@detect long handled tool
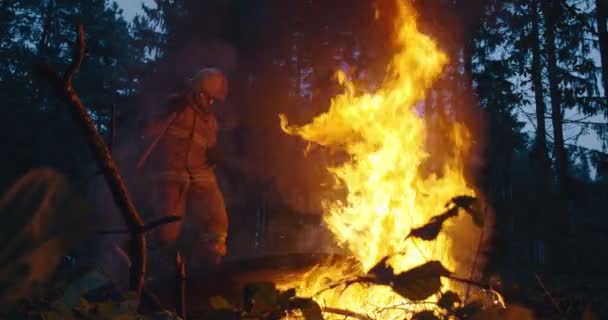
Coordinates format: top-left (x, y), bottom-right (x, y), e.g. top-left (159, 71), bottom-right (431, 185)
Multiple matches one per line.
top-left (136, 111), bottom-right (179, 169)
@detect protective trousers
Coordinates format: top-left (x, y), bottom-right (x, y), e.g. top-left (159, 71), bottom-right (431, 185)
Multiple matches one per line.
top-left (145, 169), bottom-right (227, 310)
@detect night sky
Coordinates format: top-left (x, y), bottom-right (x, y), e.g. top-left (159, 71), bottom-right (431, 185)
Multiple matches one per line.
top-left (116, 0), bottom-right (156, 21)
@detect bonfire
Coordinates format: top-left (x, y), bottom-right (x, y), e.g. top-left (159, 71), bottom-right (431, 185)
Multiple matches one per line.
top-left (277, 2), bottom-right (492, 319)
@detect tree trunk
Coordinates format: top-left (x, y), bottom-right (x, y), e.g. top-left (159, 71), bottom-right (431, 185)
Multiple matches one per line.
top-left (0, 1), bottom-right (9, 41)
top-left (531, 0), bottom-right (551, 187)
top-left (597, 0), bottom-right (608, 94)
top-left (542, 0), bottom-right (570, 270)
top-left (37, 0), bottom-right (55, 57)
top-left (542, 0), bottom-right (568, 197)
top-left (463, 30), bottom-right (475, 87)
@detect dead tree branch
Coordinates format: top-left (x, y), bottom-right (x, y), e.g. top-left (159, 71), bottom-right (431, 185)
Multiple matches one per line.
top-left (33, 24), bottom-right (147, 300)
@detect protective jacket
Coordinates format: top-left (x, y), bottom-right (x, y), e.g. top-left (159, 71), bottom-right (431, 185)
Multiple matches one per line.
top-left (142, 94), bottom-right (228, 260)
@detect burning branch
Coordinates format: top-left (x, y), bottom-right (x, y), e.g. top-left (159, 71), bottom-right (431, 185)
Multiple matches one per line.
top-left (33, 24), bottom-right (147, 300)
top-left (322, 307), bottom-right (373, 320)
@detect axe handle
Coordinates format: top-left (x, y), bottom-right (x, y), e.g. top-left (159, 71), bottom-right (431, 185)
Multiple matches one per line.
top-left (136, 111), bottom-right (178, 169)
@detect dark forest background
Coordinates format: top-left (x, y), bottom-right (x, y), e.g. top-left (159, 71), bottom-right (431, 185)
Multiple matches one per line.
top-left (1, 0), bottom-right (608, 317)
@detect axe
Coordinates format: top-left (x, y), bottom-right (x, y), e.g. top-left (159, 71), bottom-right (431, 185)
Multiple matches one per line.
top-left (135, 111), bottom-right (178, 170)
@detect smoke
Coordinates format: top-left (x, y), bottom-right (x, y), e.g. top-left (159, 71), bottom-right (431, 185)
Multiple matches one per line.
top-left (220, 0), bottom-right (494, 262)
top-left (91, 0), bottom-right (494, 264)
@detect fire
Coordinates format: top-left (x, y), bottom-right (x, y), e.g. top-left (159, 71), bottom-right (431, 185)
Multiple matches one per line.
top-left (279, 1), bottom-right (476, 318)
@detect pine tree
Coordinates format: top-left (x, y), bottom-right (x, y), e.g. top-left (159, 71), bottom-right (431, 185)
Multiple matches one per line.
top-left (542, 0), bottom-right (569, 201)
top-left (530, 0), bottom-right (552, 187)
top-left (596, 0), bottom-right (608, 94)
top-left (0, 0), bottom-right (145, 189)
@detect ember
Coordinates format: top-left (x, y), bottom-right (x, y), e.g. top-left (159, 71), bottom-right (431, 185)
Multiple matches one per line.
top-left (279, 2), bottom-right (478, 318)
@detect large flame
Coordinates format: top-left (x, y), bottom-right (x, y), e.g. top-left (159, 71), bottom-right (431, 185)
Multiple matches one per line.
top-left (279, 2), bottom-right (476, 318)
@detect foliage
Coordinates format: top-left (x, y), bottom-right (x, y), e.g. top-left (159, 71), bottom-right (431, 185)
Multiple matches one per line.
top-left (202, 282), bottom-right (323, 320)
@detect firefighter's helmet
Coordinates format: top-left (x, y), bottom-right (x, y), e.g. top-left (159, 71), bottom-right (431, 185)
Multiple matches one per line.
top-left (189, 68), bottom-right (228, 102)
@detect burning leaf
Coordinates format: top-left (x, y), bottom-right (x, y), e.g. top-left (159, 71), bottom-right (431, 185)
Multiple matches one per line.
top-left (406, 207), bottom-right (459, 241)
top-left (412, 310), bottom-right (440, 320)
top-left (391, 261), bottom-right (451, 301)
top-left (289, 298), bottom-right (323, 320)
top-left (450, 196), bottom-right (484, 227)
top-left (406, 196), bottom-right (483, 242)
top-left (277, 288), bottom-right (297, 306)
top-left (438, 290), bottom-right (461, 311)
top-left (367, 256), bottom-right (394, 282)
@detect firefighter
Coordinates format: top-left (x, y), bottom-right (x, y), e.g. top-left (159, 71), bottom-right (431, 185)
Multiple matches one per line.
top-left (139, 68), bottom-right (229, 273)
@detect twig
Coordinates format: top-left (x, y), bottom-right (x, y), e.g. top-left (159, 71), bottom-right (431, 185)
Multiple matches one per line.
top-left (33, 24), bottom-right (147, 300)
top-left (99, 215), bottom-right (183, 234)
top-left (176, 252), bottom-right (187, 320)
top-left (464, 204), bottom-right (489, 304)
top-left (534, 274), bottom-right (563, 314)
top-left (313, 277), bottom-right (372, 297)
top-left (322, 307), bottom-right (373, 320)
top-left (109, 103), bottom-right (116, 152)
top-left (114, 245), bottom-right (132, 267)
